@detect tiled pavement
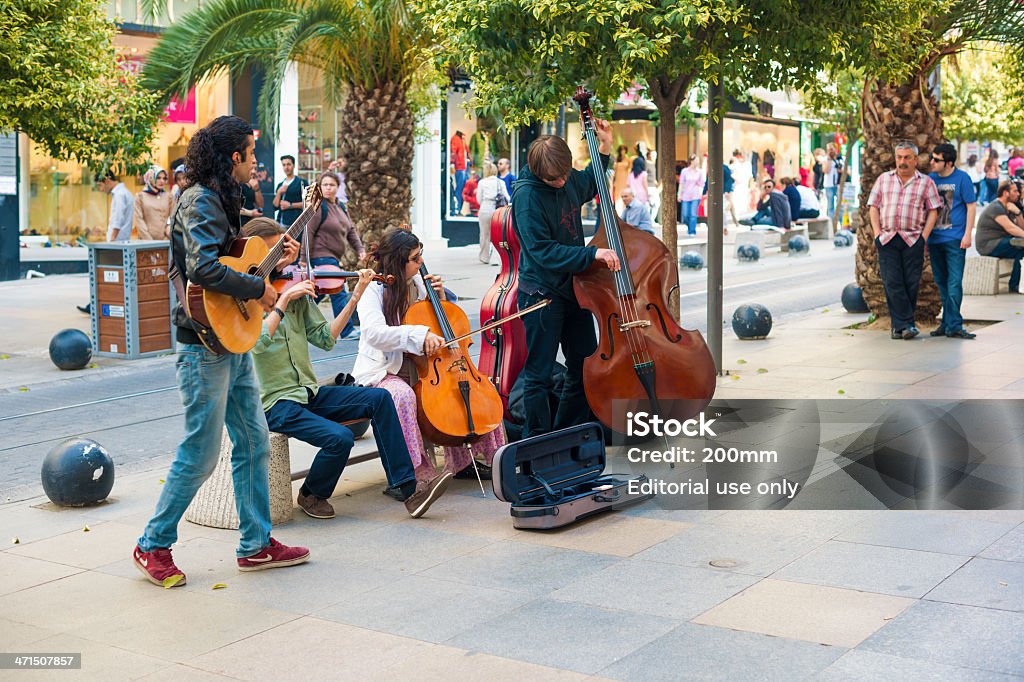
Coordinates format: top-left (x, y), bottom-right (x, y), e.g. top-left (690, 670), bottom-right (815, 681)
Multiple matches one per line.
top-left (2, 247), bottom-right (1024, 679)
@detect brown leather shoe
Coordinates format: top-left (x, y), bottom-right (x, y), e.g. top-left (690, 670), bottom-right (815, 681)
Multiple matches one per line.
top-left (297, 491), bottom-right (335, 519)
top-left (404, 471), bottom-right (453, 518)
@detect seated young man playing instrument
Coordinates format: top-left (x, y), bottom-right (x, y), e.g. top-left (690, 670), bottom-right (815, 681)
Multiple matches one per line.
top-left (245, 218), bottom-right (451, 519)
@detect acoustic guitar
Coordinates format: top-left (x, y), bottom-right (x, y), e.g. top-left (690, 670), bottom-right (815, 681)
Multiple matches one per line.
top-left (184, 183), bottom-right (323, 355)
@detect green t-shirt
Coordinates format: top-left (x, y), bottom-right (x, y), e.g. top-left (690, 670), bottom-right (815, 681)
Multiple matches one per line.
top-left (251, 296), bottom-right (335, 412)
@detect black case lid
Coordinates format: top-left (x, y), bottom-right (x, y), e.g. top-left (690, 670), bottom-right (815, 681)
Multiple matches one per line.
top-left (496, 422), bottom-right (606, 504)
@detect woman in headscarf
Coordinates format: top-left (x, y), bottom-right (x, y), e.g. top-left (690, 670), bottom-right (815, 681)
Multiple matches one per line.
top-left (133, 165), bottom-right (173, 240)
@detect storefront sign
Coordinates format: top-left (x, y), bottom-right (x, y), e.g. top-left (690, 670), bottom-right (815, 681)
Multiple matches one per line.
top-left (120, 56), bottom-right (196, 124)
top-left (0, 134), bottom-right (16, 196)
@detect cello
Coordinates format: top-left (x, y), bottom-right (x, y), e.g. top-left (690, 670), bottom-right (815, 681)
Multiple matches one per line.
top-left (478, 206), bottom-right (526, 418)
top-left (402, 262), bottom-right (505, 448)
top-left (572, 87), bottom-right (716, 433)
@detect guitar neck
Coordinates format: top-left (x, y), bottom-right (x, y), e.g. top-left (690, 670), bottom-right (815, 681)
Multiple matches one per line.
top-left (254, 203), bottom-right (319, 278)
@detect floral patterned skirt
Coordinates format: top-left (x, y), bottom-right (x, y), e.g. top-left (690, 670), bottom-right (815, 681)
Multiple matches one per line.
top-left (375, 374), bottom-right (507, 482)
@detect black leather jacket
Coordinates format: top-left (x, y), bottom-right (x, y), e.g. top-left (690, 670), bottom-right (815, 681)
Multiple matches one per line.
top-left (171, 184), bottom-right (265, 345)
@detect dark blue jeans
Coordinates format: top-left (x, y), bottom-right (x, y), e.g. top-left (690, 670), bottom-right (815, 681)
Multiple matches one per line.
top-left (517, 291), bottom-right (597, 438)
top-left (309, 256), bottom-right (355, 338)
top-left (928, 240), bottom-right (966, 333)
top-left (876, 236), bottom-right (925, 332)
top-left (987, 237), bottom-right (1024, 292)
top-left (453, 169), bottom-right (468, 214)
top-left (264, 385), bottom-right (415, 500)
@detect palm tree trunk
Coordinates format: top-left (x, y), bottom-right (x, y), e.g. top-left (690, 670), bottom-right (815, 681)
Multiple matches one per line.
top-left (339, 81), bottom-right (414, 266)
top-left (857, 73), bottom-right (943, 322)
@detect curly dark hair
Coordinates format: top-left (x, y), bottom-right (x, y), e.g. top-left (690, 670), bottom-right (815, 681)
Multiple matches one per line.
top-left (372, 228), bottom-right (422, 326)
top-left (184, 115), bottom-right (253, 219)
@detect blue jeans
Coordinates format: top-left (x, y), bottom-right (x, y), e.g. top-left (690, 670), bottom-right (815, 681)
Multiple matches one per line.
top-left (825, 187), bottom-right (838, 220)
top-left (928, 240), bottom-right (966, 333)
top-left (681, 199), bottom-right (700, 235)
top-left (987, 237), bottom-right (1024, 292)
top-left (310, 256), bottom-right (355, 338)
top-left (139, 345), bottom-right (271, 558)
top-left (453, 169), bottom-right (468, 214)
top-left (265, 385), bottom-right (415, 500)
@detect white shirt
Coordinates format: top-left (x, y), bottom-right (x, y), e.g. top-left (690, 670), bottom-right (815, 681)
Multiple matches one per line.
top-left (352, 274), bottom-right (431, 387)
top-left (796, 185), bottom-right (821, 212)
top-left (475, 175), bottom-right (510, 214)
top-left (107, 183), bottom-right (134, 241)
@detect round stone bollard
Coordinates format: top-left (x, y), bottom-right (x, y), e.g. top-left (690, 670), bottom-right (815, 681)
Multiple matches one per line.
top-left (732, 304), bottom-right (773, 340)
top-left (841, 283), bottom-right (870, 313)
top-left (49, 329), bottom-right (92, 370)
top-left (836, 229), bottom-right (855, 246)
top-left (41, 438), bottom-right (114, 506)
top-left (680, 251), bottom-right (705, 270)
top-left (737, 244), bottom-right (760, 262)
top-left (788, 234), bottom-right (810, 255)
top-left (834, 233), bottom-right (851, 248)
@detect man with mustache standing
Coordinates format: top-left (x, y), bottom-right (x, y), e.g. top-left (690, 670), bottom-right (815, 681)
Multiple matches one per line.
top-left (867, 141), bottom-right (942, 340)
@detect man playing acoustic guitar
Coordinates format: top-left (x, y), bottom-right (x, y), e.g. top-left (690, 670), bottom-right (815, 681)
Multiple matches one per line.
top-left (133, 116), bottom-right (310, 588)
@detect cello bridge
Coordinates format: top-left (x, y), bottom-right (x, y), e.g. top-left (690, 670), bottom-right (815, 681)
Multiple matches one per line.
top-left (619, 320), bottom-right (652, 332)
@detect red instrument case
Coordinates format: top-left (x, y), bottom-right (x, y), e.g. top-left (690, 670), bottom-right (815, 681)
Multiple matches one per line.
top-left (491, 422), bottom-right (652, 529)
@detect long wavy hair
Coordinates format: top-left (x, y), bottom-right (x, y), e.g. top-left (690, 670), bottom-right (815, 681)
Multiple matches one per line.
top-left (184, 115), bottom-right (253, 219)
top-left (372, 227), bottom-right (422, 326)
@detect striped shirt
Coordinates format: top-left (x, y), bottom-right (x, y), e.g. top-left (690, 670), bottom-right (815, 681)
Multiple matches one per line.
top-left (867, 170), bottom-right (942, 246)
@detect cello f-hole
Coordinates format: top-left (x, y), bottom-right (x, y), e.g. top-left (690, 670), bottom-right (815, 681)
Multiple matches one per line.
top-left (646, 303), bottom-right (684, 343)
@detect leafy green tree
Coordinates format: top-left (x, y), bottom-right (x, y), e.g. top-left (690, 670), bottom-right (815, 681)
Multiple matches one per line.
top-left (0, 0), bottom-right (162, 173)
top-left (855, 0), bottom-right (1024, 320)
top-left (421, 0), bottom-right (928, 297)
top-left (941, 44), bottom-right (1024, 145)
top-left (141, 0), bottom-right (441, 252)
top-left (803, 68), bottom-right (865, 232)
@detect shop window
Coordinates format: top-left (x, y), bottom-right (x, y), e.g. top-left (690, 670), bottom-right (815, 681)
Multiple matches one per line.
top-left (446, 88), bottom-right (513, 221)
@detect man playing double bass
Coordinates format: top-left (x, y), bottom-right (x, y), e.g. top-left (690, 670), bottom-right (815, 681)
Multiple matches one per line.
top-left (512, 119), bottom-right (621, 438)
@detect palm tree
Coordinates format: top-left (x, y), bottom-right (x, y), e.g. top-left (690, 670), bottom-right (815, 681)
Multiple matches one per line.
top-left (856, 0), bottom-right (1024, 320)
top-left (140, 0), bottom-right (434, 254)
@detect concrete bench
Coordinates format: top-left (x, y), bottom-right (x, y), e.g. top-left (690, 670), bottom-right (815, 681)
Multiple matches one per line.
top-left (796, 217), bottom-right (833, 240)
top-left (677, 237), bottom-right (709, 259)
top-left (963, 256), bottom-right (1015, 295)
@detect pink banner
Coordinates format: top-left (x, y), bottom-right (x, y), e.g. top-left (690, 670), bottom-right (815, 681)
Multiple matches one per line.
top-left (163, 89), bottom-right (196, 124)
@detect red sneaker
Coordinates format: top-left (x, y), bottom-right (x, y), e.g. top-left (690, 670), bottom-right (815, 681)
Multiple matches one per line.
top-left (133, 545), bottom-right (186, 587)
top-left (237, 537), bottom-right (310, 572)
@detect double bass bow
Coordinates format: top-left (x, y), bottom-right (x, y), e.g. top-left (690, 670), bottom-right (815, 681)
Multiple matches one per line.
top-left (571, 87), bottom-right (716, 432)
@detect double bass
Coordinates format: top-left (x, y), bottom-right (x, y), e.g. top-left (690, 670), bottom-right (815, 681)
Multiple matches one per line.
top-left (402, 262), bottom-right (505, 447)
top-left (572, 87), bottom-right (716, 432)
top-left (478, 206), bottom-right (526, 418)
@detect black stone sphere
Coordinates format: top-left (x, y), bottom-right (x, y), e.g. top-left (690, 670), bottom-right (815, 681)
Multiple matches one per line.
top-left (737, 244), bottom-right (760, 262)
top-left (788, 234), bottom-right (810, 254)
top-left (834, 233), bottom-right (851, 248)
top-left (842, 283), bottom-right (870, 313)
top-left (680, 251), bottom-right (705, 270)
top-left (49, 328), bottom-right (92, 371)
top-left (732, 304), bottom-right (773, 339)
top-left (41, 438), bottom-right (115, 506)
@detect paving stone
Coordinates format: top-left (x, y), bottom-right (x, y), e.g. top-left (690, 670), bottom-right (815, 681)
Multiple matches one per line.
top-left (140, 665), bottom-right (238, 681)
top-left (706, 509), bottom-right (882, 540)
top-left (7, 520), bottom-right (141, 570)
top-left (551, 559), bottom-right (758, 620)
top-left (925, 557), bottom-right (1024, 611)
top-left (24, 633), bottom-right (169, 681)
top-left (446, 598), bottom-right (679, 675)
top-left (859, 600), bottom-right (1024, 676)
top-left (0, 616), bottom-right (60, 649)
top-left (835, 511), bottom-right (1018, 555)
top-left (981, 525), bottom-right (1024, 562)
top-left (0, 571), bottom-right (158, 632)
top-left (315, 574), bottom-right (535, 643)
top-left (600, 621), bottom-right (845, 681)
top-left (313, 522), bottom-right (495, 575)
top-left (773, 540), bottom-right (968, 598)
top-left (819, 649), bottom-right (1022, 681)
top-left (508, 514), bottom-right (689, 557)
top-left (635, 524), bottom-right (825, 577)
top-left (190, 616), bottom-right (431, 680)
top-left (692, 579), bottom-right (915, 647)
top-left (0, 551), bottom-right (82, 597)
top-left (419, 541), bottom-right (619, 596)
top-left (367, 645), bottom-right (593, 681)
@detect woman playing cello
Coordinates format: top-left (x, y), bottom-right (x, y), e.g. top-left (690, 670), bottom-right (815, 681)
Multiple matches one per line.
top-left (352, 228), bottom-right (506, 484)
